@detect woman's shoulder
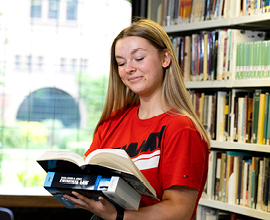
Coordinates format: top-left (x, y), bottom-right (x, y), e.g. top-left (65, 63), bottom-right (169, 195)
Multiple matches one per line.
top-left (101, 105), bottom-right (138, 125)
top-left (161, 113), bottom-right (202, 138)
top-left (164, 113), bottom-right (196, 128)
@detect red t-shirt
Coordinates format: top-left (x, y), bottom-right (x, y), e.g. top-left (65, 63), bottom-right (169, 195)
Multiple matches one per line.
top-left (85, 105), bottom-right (209, 219)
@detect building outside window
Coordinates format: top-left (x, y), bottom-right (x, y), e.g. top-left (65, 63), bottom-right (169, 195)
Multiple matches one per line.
top-left (30, 0), bottom-right (42, 18)
top-left (48, 0), bottom-right (60, 19)
top-left (38, 56), bottom-right (43, 70)
top-left (80, 58), bottom-right (88, 72)
top-left (0, 0), bottom-right (131, 194)
top-left (27, 55), bottom-right (32, 70)
top-left (67, 0), bottom-right (78, 20)
top-left (60, 57), bottom-right (66, 71)
top-left (15, 55), bottom-right (21, 69)
top-left (71, 58), bottom-right (77, 72)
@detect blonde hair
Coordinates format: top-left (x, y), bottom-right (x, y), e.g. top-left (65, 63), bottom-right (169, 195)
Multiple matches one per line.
top-left (94, 19), bottom-right (210, 148)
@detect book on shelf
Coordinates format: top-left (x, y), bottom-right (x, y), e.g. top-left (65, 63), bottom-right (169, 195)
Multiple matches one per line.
top-left (216, 91), bottom-right (228, 142)
top-left (191, 34), bottom-right (199, 81)
top-left (216, 30), bottom-right (227, 80)
top-left (206, 150), bottom-right (214, 199)
top-left (263, 93), bottom-right (269, 144)
top-left (267, 92), bottom-right (270, 145)
top-left (233, 92), bottom-right (239, 142)
top-left (214, 152), bottom-right (221, 200)
top-left (252, 89), bottom-right (262, 144)
top-left (204, 149), bottom-right (270, 213)
top-left (184, 36), bottom-right (192, 81)
top-left (256, 158), bottom-right (264, 210)
top-left (263, 157), bottom-right (270, 211)
top-left (225, 152), bottom-right (234, 204)
top-left (147, 0), bottom-right (162, 25)
top-left (44, 172), bottom-right (141, 210)
top-left (246, 93), bottom-right (254, 143)
top-left (37, 149), bottom-right (157, 207)
top-left (219, 152), bottom-right (227, 202)
top-left (237, 96), bottom-right (247, 143)
top-left (257, 93), bottom-right (266, 144)
top-left (150, 0), bottom-right (270, 27)
top-left (229, 29), bottom-right (265, 80)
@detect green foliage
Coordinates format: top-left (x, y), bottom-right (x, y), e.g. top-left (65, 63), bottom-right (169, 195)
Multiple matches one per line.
top-left (77, 73), bottom-right (108, 131)
top-left (19, 121), bottom-right (48, 144)
top-left (17, 172), bottom-right (46, 187)
top-left (2, 121), bottom-right (48, 149)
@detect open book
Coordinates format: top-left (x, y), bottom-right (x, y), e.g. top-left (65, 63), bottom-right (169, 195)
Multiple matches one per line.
top-left (37, 149), bottom-right (157, 200)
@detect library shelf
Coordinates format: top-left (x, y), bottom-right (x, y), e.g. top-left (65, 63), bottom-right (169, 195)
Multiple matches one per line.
top-left (184, 78), bottom-right (270, 89)
top-left (199, 199), bottom-right (270, 220)
top-left (163, 18), bottom-right (231, 34)
top-left (157, 4), bottom-right (270, 218)
top-left (232, 79), bottom-right (270, 88)
top-left (163, 14), bottom-right (270, 35)
top-left (211, 141), bottom-right (270, 153)
top-left (184, 80), bottom-right (233, 89)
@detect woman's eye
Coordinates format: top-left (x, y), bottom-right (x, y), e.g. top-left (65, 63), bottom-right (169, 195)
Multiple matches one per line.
top-left (118, 62), bottom-right (125, 67)
top-left (136, 57), bottom-right (144, 62)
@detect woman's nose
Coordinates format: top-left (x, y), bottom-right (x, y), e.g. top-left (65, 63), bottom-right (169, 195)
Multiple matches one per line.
top-left (125, 61), bottom-right (136, 73)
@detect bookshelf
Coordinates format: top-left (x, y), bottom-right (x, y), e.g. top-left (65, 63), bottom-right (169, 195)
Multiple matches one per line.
top-left (163, 14), bottom-right (270, 35)
top-left (145, 1), bottom-right (270, 219)
top-left (211, 141), bottom-right (270, 153)
top-left (185, 78), bottom-right (270, 89)
top-left (199, 199), bottom-right (270, 219)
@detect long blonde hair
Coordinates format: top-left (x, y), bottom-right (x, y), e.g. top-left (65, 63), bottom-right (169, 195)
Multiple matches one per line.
top-left (94, 19), bottom-right (210, 148)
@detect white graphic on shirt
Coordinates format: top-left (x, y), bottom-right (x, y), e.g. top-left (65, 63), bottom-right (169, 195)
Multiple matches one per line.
top-left (131, 150), bottom-right (160, 170)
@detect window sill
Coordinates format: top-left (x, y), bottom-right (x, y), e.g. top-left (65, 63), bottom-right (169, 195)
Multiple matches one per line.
top-left (0, 195), bottom-right (65, 208)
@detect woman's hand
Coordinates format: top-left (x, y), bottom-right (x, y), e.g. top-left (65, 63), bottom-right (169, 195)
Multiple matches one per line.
top-left (64, 192), bottom-right (117, 220)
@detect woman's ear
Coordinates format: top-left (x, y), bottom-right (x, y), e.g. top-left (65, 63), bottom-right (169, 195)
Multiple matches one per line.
top-left (162, 49), bottom-right (171, 68)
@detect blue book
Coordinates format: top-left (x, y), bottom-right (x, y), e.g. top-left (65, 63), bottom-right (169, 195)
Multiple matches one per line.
top-left (44, 172), bottom-right (141, 210)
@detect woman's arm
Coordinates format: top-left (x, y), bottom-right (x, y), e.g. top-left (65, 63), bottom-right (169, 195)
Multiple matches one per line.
top-left (64, 185), bottom-right (198, 220)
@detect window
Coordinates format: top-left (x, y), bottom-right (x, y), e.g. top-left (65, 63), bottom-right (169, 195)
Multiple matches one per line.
top-left (30, 0), bottom-right (42, 18)
top-left (0, 0), bottom-right (131, 193)
top-left (71, 58), bottom-right (77, 72)
top-left (38, 56), bottom-right (43, 70)
top-left (60, 58), bottom-right (66, 71)
top-left (67, 0), bottom-right (78, 20)
top-left (48, 0), bottom-right (60, 19)
top-left (80, 58), bottom-right (88, 72)
top-left (27, 55), bottom-right (32, 70)
top-left (17, 88), bottom-right (80, 128)
top-left (15, 55), bottom-right (21, 69)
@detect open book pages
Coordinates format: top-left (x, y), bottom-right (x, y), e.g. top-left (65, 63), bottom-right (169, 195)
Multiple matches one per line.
top-left (37, 149), bottom-right (157, 198)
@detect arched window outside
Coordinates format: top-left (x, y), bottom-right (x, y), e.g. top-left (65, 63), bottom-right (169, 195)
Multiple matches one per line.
top-left (16, 88), bottom-right (80, 128)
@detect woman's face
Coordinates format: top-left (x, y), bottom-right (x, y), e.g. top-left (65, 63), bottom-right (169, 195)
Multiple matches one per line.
top-left (115, 36), bottom-right (170, 98)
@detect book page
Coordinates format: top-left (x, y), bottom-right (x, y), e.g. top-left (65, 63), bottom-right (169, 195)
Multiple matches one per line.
top-left (37, 150), bottom-right (85, 167)
top-left (85, 149), bottom-right (156, 197)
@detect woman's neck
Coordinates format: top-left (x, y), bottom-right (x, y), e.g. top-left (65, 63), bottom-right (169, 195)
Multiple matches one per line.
top-left (138, 96), bottom-right (168, 119)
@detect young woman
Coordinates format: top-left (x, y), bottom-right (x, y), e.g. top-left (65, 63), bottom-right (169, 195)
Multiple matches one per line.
top-left (64, 19), bottom-right (210, 220)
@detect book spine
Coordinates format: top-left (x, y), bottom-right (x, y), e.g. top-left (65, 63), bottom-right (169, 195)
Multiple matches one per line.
top-left (257, 93), bottom-right (266, 144)
top-left (263, 93), bottom-right (269, 144)
top-left (252, 90), bottom-right (262, 143)
top-left (215, 153), bottom-right (221, 200)
top-left (237, 97), bottom-right (246, 143)
top-left (236, 43), bottom-right (240, 80)
top-left (267, 93), bottom-right (270, 145)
